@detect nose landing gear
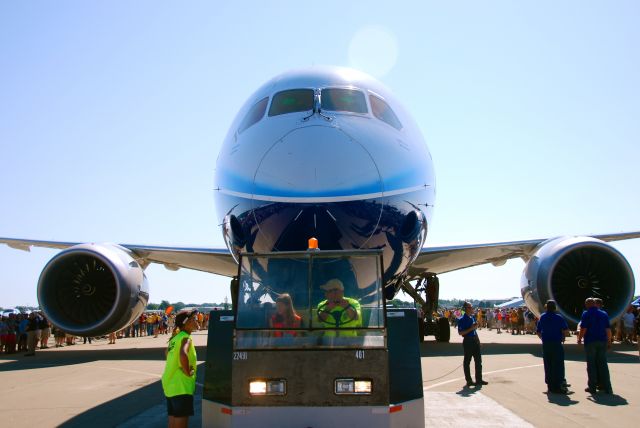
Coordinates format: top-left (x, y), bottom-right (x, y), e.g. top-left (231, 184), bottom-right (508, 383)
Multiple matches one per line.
top-left (401, 274), bottom-right (450, 343)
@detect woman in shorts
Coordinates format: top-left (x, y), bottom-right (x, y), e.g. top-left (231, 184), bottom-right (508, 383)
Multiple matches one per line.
top-left (162, 310), bottom-right (199, 428)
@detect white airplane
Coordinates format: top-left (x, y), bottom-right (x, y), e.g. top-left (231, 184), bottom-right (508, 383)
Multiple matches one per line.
top-left (1, 66), bottom-right (638, 341)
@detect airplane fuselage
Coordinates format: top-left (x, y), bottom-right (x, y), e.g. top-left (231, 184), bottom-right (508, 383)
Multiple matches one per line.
top-left (214, 67), bottom-right (434, 298)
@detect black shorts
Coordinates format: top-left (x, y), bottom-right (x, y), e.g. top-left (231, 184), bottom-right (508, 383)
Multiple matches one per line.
top-left (166, 394), bottom-right (194, 417)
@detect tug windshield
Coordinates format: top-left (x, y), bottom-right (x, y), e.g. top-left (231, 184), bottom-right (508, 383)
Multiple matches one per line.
top-left (235, 250), bottom-right (385, 349)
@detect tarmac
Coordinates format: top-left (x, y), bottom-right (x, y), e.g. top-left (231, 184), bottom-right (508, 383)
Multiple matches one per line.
top-left (0, 327), bottom-right (638, 427)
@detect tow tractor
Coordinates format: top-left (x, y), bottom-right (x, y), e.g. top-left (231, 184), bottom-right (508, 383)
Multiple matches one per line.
top-left (202, 249), bottom-right (425, 427)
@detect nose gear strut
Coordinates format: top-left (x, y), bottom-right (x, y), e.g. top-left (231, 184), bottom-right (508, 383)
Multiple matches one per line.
top-left (400, 274), bottom-right (450, 342)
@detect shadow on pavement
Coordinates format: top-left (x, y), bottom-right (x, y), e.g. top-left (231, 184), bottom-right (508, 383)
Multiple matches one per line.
top-left (60, 379), bottom-right (165, 428)
top-left (59, 362), bottom-right (205, 428)
top-left (0, 345), bottom-right (207, 372)
top-left (587, 393), bottom-right (628, 406)
top-left (544, 391), bottom-right (579, 406)
top-left (455, 385), bottom-right (483, 398)
top-left (420, 341), bottom-right (638, 364)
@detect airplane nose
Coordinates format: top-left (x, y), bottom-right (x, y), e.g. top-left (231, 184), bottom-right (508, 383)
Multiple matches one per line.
top-left (253, 125), bottom-right (383, 199)
top-left (250, 125), bottom-right (385, 251)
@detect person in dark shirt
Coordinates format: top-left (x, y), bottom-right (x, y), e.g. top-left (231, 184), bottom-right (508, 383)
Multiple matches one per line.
top-left (24, 313), bottom-right (40, 356)
top-left (457, 302), bottom-right (488, 387)
top-left (536, 300), bottom-right (570, 394)
top-left (578, 297), bottom-right (613, 394)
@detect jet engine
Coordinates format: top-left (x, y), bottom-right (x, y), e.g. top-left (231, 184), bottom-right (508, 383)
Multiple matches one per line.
top-left (37, 243), bottom-right (149, 336)
top-left (521, 237), bottom-right (635, 324)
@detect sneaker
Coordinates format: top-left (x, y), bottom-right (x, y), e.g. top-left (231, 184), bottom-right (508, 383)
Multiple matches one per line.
top-left (476, 380), bottom-right (489, 386)
top-left (466, 380), bottom-right (475, 387)
top-left (584, 387), bottom-right (596, 394)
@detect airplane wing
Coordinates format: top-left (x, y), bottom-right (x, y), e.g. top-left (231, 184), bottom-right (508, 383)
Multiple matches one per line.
top-left (0, 237), bottom-right (238, 277)
top-left (407, 231), bottom-right (640, 280)
top-left (3, 231), bottom-right (639, 281)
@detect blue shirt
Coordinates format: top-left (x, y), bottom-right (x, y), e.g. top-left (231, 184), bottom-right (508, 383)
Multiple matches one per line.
top-left (580, 307), bottom-right (610, 344)
top-left (536, 311), bottom-right (568, 342)
top-left (457, 314), bottom-right (477, 338)
top-left (18, 319), bottom-right (28, 334)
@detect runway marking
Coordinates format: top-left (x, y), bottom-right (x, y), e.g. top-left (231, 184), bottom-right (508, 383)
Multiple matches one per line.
top-left (423, 363), bottom-right (545, 390)
top-left (424, 391), bottom-right (534, 427)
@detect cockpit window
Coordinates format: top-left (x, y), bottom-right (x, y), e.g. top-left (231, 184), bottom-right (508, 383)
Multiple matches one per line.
top-left (268, 89), bottom-right (314, 116)
top-left (238, 97), bottom-right (269, 133)
top-left (321, 88), bottom-right (368, 114)
top-left (370, 94), bottom-right (402, 130)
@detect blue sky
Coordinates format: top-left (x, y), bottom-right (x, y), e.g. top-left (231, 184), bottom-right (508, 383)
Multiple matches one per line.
top-left (1, 1), bottom-right (639, 307)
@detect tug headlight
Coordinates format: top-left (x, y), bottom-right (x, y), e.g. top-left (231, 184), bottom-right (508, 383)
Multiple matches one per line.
top-left (249, 380), bottom-right (266, 395)
top-left (249, 379), bottom-right (286, 396)
top-left (335, 378), bottom-right (372, 395)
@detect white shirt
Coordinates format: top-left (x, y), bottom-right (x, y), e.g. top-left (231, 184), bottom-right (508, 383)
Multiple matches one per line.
top-left (621, 312), bottom-right (635, 328)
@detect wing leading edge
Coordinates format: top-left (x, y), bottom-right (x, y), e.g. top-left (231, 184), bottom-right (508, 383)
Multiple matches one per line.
top-left (408, 231), bottom-right (640, 280)
top-left (0, 237), bottom-right (238, 277)
top-left (2, 231), bottom-right (639, 281)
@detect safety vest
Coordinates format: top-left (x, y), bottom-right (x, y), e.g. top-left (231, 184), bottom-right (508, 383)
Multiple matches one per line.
top-left (271, 314), bottom-right (302, 337)
top-left (316, 297), bottom-right (362, 335)
top-left (161, 330), bottom-right (197, 397)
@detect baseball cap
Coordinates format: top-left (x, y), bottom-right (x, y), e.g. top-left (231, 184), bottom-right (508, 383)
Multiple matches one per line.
top-left (320, 279), bottom-right (344, 291)
top-left (175, 309), bottom-right (198, 328)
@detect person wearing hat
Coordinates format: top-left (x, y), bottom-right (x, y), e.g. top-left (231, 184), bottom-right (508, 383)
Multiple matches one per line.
top-left (316, 279), bottom-right (362, 333)
top-left (161, 310), bottom-right (200, 427)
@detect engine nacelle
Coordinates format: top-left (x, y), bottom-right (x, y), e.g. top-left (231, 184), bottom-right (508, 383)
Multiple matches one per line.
top-left (521, 236), bottom-right (635, 324)
top-left (37, 243), bottom-right (149, 336)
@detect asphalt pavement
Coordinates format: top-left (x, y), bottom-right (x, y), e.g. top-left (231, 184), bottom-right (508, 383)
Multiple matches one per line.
top-left (0, 327), bottom-right (638, 427)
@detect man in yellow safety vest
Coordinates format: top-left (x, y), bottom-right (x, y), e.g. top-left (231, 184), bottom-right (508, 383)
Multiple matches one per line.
top-left (316, 279), bottom-right (362, 335)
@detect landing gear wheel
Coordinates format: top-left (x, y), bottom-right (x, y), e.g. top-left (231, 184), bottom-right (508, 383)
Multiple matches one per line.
top-left (418, 317), bottom-right (426, 343)
top-left (435, 317), bottom-right (450, 342)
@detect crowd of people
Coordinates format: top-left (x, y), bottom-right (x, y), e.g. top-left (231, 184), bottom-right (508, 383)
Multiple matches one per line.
top-left (114, 310), bottom-right (210, 342)
top-left (0, 310), bottom-right (211, 356)
top-left (0, 312), bottom-right (52, 355)
top-left (445, 306), bottom-right (538, 335)
top-left (443, 303), bottom-right (640, 347)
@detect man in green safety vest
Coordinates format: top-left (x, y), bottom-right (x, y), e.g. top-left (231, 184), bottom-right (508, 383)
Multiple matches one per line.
top-left (316, 279), bottom-right (362, 335)
top-left (162, 309), bottom-right (200, 428)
